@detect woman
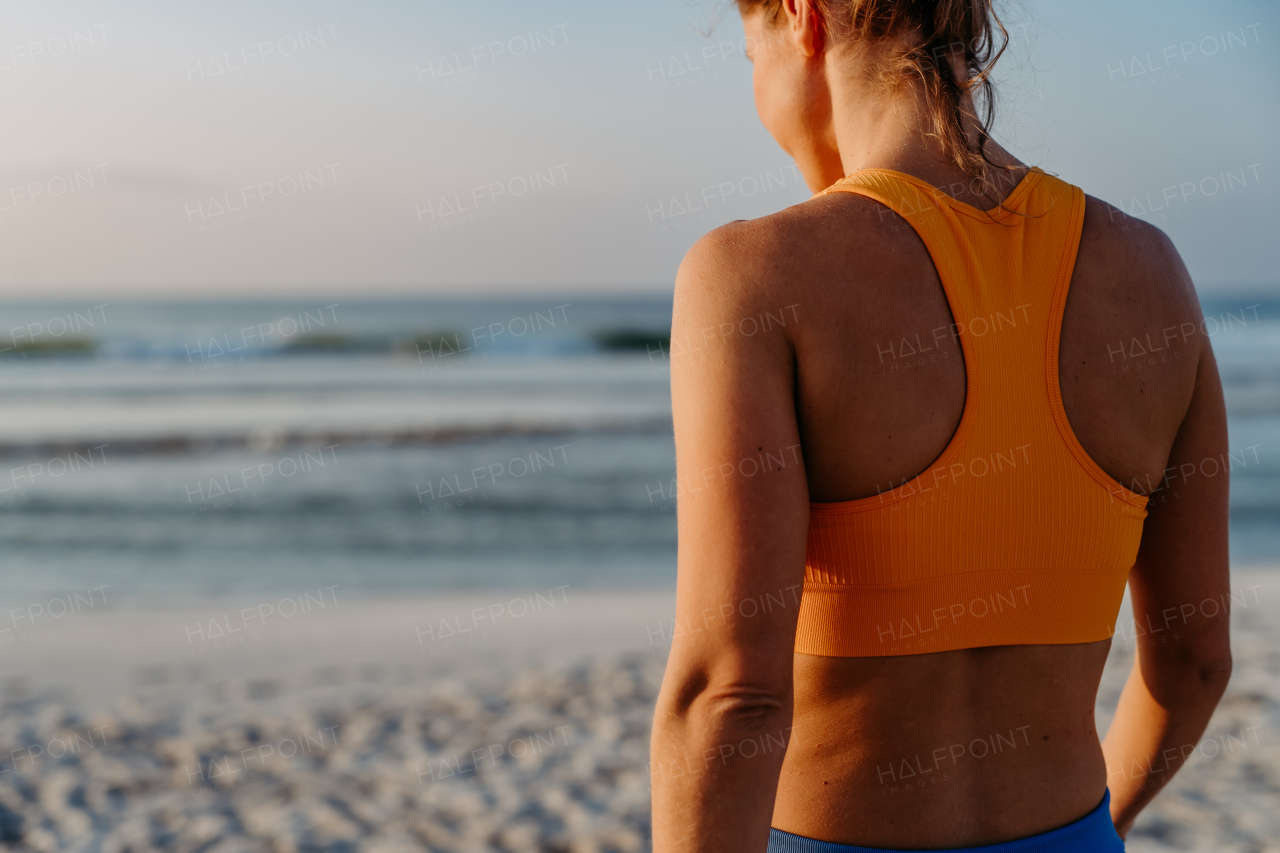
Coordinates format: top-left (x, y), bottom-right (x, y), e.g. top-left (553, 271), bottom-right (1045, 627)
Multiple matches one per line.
top-left (649, 1), bottom-right (1232, 851)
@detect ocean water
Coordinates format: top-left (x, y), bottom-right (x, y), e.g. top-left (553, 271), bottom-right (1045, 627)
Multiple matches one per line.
top-left (0, 295), bottom-right (1275, 604)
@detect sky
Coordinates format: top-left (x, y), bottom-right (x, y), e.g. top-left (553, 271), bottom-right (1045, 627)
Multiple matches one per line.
top-left (0, 0), bottom-right (1276, 297)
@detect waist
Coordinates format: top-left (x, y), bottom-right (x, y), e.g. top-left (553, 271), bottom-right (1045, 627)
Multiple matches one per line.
top-left (773, 641), bottom-right (1114, 847)
top-left (768, 788), bottom-right (1122, 851)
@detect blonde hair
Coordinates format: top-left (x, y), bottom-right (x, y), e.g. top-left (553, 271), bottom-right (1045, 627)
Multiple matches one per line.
top-left (742, 0), bottom-right (1012, 197)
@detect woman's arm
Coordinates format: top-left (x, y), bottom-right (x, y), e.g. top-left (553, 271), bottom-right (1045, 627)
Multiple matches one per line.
top-left (650, 223), bottom-right (811, 853)
top-left (1101, 246), bottom-right (1233, 837)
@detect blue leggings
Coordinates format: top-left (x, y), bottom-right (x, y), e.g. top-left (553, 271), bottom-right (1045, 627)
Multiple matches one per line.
top-left (767, 789), bottom-right (1123, 852)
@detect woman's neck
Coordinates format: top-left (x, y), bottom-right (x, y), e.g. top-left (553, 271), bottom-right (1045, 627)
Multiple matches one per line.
top-left (808, 51), bottom-right (1024, 205)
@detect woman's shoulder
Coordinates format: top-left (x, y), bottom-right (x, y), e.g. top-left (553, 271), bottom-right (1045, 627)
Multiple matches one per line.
top-left (1073, 192), bottom-right (1201, 326)
top-left (674, 191), bottom-right (911, 317)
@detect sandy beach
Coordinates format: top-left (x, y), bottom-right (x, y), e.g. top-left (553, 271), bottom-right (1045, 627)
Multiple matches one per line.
top-left (1, 569), bottom-right (1276, 852)
top-left (1, 0), bottom-right (1275, 849)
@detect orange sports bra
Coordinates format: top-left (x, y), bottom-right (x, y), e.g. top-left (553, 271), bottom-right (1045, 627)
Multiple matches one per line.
top-left (793, 167), bottom-right (1150, 657)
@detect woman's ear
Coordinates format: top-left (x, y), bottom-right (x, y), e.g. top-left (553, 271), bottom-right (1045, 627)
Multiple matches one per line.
top-left (783, 0), bottom-right (825, 58)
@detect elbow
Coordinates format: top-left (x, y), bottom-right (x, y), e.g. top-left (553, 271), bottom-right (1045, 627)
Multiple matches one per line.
top-left (654, 648), bottom-right (796, 744)
top-left (650, 677), bottom-right (794, 795)
top-left (1195, 651), bottom-right (1232, 693)
top-left (1141, 645), bottom-right (1232, 704)
top-left (656, 674), bottom-right (793, 735)
top-left (702, 683), bottom-right (792, 732)
top-left (1189, 652), bottom-right (1233, 709)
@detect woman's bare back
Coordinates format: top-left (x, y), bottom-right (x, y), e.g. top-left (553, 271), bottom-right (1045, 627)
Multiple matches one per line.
top-left (651, 2), bottom-right (1231, 847)
top-left (743, 180), bottom-right (1207, 846)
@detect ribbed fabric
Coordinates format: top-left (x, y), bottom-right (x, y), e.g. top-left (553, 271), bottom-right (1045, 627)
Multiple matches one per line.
top-left (796, 168), bottom-right (1148, 657)
top-left (766, 790), bottom-right (1124, 852)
